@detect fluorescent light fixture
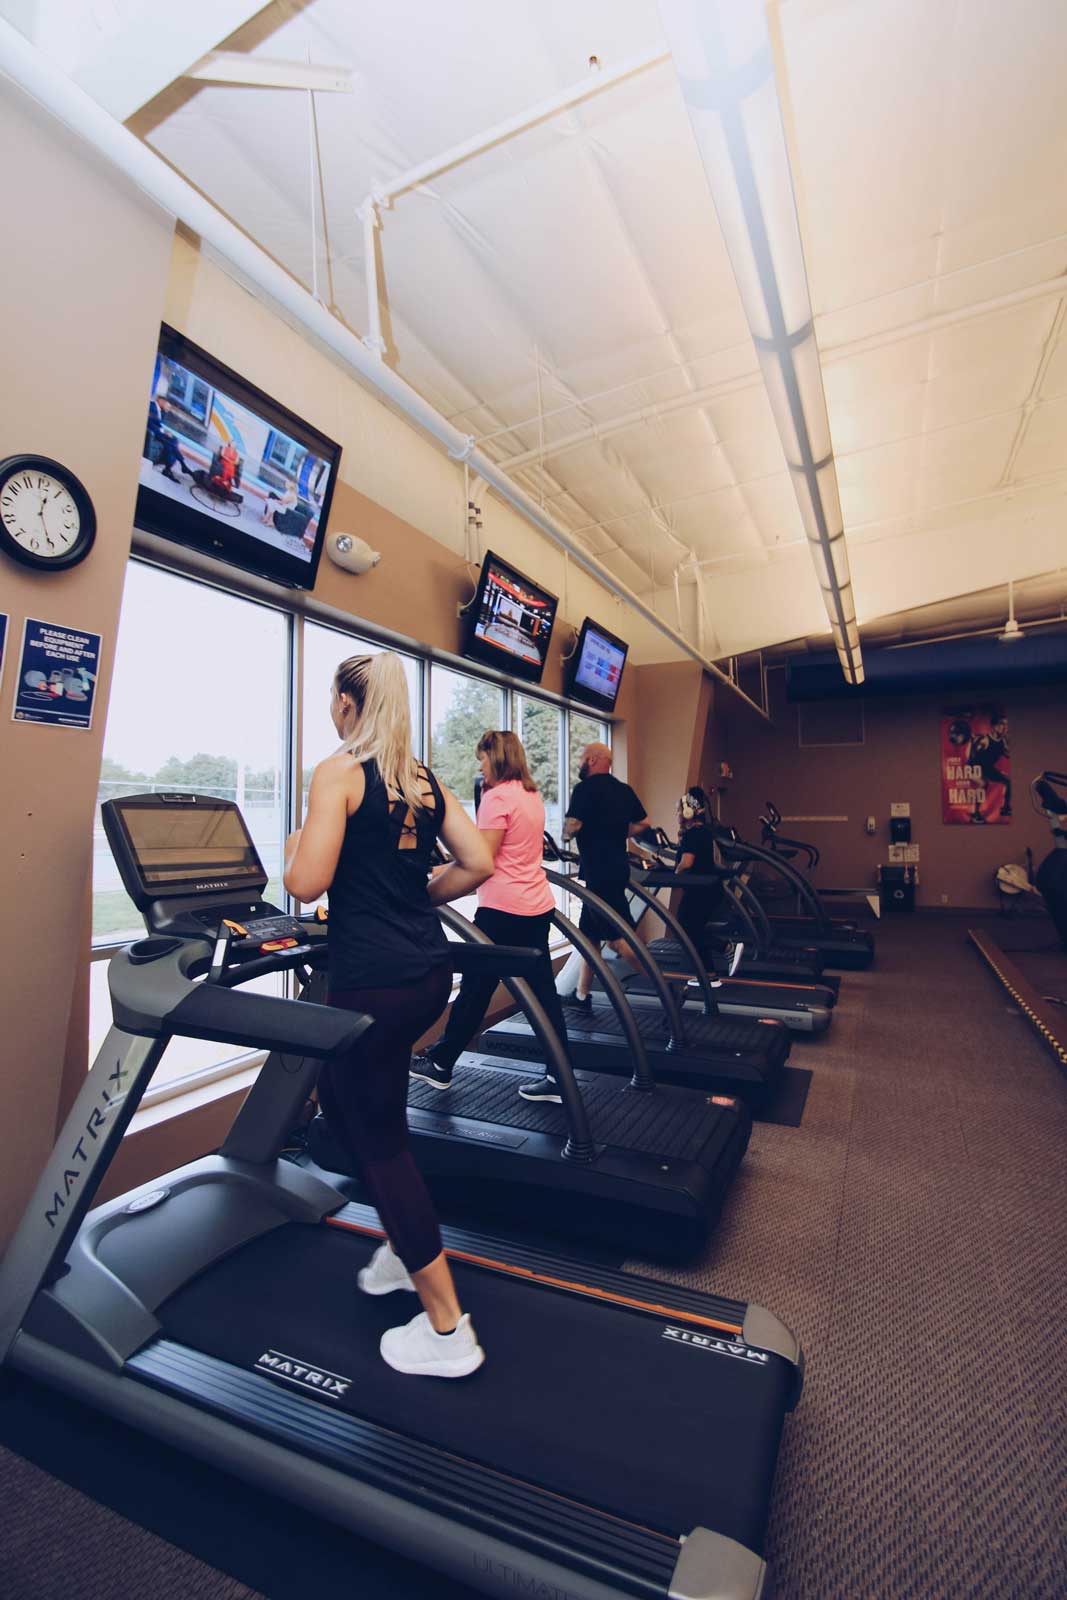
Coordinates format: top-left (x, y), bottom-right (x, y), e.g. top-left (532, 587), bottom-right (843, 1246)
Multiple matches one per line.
top-left (658, 0), bottom-right (863, 686)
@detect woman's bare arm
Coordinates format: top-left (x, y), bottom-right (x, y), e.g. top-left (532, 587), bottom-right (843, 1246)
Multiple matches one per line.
top-left (284, 757), bottom-right (362, 902)
top-left (427, 787), bottom-right (493, 905)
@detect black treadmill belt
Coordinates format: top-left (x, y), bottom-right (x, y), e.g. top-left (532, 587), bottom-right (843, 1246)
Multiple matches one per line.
top-left (159, 1223), bottom-right (787, 1553)
top-left (650, 938), bottom-right (841, 995)
top-left (408, 1065), bottom-right (723, 1161)
top-left (544, 1003), bottom-right (786, 1063)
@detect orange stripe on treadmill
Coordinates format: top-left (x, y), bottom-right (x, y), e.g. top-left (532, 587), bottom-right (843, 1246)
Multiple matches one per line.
top-left (326, 1216), bottom-right (744, 1336)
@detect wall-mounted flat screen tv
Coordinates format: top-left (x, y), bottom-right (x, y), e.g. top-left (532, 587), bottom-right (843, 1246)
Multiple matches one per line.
top-left (462, 550), bottom-right (558, 684)
top-left (566, 616), bottom-right (629, 713)
top-left (135, 324), bottom-right (341, 589)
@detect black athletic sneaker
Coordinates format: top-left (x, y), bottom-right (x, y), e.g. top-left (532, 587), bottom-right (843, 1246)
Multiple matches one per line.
top-left (518, 1075), bottom-right (562, 1103)
top-left (409, 1053), bottom-right (452, 1091)
top-left (727, 940), bottom-right (745, 978)
top-left (565, 993), bottom-right (592, 1012)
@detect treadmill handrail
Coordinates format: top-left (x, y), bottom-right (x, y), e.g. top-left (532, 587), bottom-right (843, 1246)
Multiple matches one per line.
top-left (109, 940), bottom-right (372, 1059)
top-left (547, 905), bottom-right (655, 1090)
top-left (436, 906), bottom-right (595, 1161)
top-left (625, 872), bottom-right (721, 1017)
top-left (541, 867), bottom-right (688, 1046)
top-left (718, 833), bottom-right (829, 932)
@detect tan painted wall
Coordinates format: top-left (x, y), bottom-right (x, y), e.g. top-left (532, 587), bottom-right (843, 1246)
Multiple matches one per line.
top-left (628, 661), bottom-right (708, 831)
top-left (721, 669), bottom-right (1067, 909)
top-left (0, 82), bottom-right (174, 1245)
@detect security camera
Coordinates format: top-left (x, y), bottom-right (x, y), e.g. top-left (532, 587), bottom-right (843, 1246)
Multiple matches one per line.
top-left (326, 533), bottom-right (381, 575)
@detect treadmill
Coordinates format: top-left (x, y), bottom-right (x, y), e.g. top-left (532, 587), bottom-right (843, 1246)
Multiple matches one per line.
top-left (601, 848), bottom-right (836, 1036)
top-left (481, 863), bottom-right (792, 1107)
top-left (0, 804), bottom-right (804, 1600)
top-left (758, 801), bottom-right (865, 935)
top-left (628, 829), bottom-right (834, 988)
top-left (310, 890), bottom-right (750, 1259)
top-left (712, 827), bottom-right (874, 971)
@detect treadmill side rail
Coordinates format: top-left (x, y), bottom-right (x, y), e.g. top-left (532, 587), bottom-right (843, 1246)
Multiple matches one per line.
top-left (0, 1029), bottom-right (165, 1366)
top-left (741, 1304), bottom-right (805, 1409)
top-left (669, 1528), bottom-right (765, 1600)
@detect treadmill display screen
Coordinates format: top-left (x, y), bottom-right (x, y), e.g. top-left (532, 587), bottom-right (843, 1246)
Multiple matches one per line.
top-left (116, 801), bottom-right (263, 886)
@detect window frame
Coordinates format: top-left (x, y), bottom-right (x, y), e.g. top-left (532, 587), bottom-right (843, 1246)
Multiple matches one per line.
top-left (90, 551), bottom-right (615, 1104)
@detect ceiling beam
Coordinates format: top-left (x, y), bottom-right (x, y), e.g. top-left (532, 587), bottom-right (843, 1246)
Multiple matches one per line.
top-left (71, 1), bottom-right (271, 122)
top-left (185, 53), bottom-right (353, 94)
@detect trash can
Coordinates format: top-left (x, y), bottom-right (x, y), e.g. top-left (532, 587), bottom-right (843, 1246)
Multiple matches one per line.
top-left (879, 864), bottom-right (916, 913)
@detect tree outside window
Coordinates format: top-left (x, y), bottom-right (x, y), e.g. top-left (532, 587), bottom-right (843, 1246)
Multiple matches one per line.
top-left (430, 668), bottom-right (505, 814)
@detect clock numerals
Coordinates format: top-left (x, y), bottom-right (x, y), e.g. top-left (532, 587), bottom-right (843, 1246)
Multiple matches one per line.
top-left (0, 456), bottom-right (95, 570)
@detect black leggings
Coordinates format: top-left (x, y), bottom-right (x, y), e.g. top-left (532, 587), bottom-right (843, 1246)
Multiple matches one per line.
top-left (430, 906), bottom-right (570, 1072)
top-left (322, 963), bottom-right (452, 1274)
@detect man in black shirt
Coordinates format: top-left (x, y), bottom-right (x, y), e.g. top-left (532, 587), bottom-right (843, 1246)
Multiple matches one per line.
top-left (563, 742), bottom-right (652, 1007)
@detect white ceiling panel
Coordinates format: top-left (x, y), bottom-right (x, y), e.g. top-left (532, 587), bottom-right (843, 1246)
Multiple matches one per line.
top-left (1010, 394), bottom-right (1067, 482)
top-left (14, 0), bottom-right (1067, 660)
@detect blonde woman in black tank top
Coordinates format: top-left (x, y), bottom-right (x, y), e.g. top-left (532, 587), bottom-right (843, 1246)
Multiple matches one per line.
top-left (284, 652), bottom-right (492, 1378)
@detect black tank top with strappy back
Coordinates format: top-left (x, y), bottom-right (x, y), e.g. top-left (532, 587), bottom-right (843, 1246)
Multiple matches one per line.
top-left (327, 758), bottom-right (449, 991)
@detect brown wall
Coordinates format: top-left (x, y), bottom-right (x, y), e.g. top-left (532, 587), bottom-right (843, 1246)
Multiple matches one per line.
top-left (0, 82), bottom-right (173, 1245)
top-left (720, 669), bottom-right (1067, 909)
top-left (628, 661), bottom-right (708, 829)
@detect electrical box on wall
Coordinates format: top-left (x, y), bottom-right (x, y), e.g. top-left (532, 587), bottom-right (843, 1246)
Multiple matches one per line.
top-left (890, 816), bottom-right (911, 844)
top-left (865, 816), bottom-right (876, 835)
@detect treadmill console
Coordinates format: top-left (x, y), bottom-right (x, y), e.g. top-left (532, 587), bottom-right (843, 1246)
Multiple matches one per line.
top-left (102, 793), bottom-right (322, 959)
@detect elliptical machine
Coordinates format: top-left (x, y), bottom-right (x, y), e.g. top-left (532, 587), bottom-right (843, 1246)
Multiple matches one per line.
top-left (1031, 770), bottom-right (1067, 947)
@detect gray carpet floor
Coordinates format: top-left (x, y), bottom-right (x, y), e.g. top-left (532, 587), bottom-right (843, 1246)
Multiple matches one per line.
top-left (3, 913), bottom-right (1064, 1598)
top-left (627, 912), bottom-right (1067, 1599)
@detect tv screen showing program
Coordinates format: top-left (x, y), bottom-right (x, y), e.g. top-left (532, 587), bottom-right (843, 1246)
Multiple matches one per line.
top-left (135, 324), bottom-right (341, 589)
top-left (462, 551), bottom-right (558, 684)
top-left (567, 617), bottom-right (629, 712)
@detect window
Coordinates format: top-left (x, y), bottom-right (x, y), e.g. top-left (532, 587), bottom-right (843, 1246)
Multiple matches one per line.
top-left (92, 563), bottom-right (289, 1093)
top-left (94, 564), bottom-right (289, 944)
top-left (301, 621), bottom-right (421, 816)
top-left (430, 666), bottom-right (506, 816)
top-left (89, 558), bottom-right (623, 1099)
top-left (516, 696), bottom-right (562, 841)
top-left (568, 710), bottom-right (608, 797)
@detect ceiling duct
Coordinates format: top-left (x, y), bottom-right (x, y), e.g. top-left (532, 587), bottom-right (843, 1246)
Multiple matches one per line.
top-left (785, 630), bottom-right (1067, 703)
top-left (657, 0), bottom-right (863, 687)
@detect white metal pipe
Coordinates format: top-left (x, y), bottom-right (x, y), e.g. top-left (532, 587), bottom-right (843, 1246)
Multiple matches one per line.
top-left (359, 199), bottom-right (385, 357)
top-left (374, 50), bottom-right (669, 203)
top-left (503, 369), bottom-right (758, 470)
top-left (0, 18), bottom-right (767, 720)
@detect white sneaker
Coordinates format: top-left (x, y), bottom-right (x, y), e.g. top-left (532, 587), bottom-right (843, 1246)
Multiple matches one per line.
top-left (380, 1311), bottom-right (485, 1378)
top-left (358, 1241), bottom-right (415, 1296)
top-left (727, 940), bottom-right (745, 977)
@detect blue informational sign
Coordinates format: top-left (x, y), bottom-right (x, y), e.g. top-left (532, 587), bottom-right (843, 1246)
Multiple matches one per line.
top-left (12, 617), bottom-right (102, 730)
top-left (0, 613), bottom-right (7, 685)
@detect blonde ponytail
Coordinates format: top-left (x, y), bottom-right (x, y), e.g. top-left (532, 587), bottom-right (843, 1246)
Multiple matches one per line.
top-left (334, 652), bottom-right (426, 814)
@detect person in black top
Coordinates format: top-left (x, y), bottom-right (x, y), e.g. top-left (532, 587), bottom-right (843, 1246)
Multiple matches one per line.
top-left (563, 741), bottom-right (652, 1007)
top-left (673, 786), bottom-right (744, 979)
top-left (284, 651), bottom-right (493, 1379)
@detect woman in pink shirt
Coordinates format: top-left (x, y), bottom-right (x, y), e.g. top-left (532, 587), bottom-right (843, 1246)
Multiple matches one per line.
top-left (410, 730), bottom-right (569, 1102)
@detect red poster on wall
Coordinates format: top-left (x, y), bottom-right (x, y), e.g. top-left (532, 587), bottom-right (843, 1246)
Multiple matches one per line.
top-left (941, 707), bottom-right (1012, 824)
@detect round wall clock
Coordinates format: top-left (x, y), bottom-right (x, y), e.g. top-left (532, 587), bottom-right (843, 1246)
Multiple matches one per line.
top-left (0, 454), bottom-right (97, 572)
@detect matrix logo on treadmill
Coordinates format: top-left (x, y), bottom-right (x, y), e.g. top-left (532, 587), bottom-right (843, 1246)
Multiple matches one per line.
top-left (662, 1325), bottom-right (769, 1365)
top-left (254, 1349), bottom-right (351, 1399)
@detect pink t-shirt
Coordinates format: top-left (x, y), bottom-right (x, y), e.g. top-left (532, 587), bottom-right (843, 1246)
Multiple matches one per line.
top-left (477, 780), bottom-right (555, 916)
